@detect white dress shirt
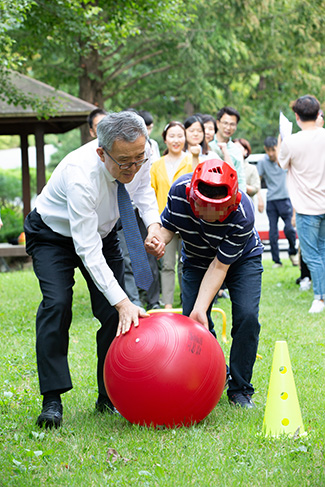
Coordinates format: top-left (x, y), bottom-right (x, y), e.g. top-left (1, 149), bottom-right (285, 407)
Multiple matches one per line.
top-left (35, 139), bottom-right (160, 306)
top-left (149, 138), bottom-right (160, 164)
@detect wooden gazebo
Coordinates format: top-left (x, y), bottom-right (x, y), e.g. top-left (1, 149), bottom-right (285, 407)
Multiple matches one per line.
top-left (0, 71), bottom-right (97, 218)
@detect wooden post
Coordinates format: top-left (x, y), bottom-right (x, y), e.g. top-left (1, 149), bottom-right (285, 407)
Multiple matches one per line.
top-left (21, 133), bottom-right (31, 219)
top-left (35, 125), bottom-right (46, 194)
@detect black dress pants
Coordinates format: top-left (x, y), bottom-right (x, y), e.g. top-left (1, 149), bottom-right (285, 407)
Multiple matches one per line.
top-left (24, 209), bottom-right (124, 398)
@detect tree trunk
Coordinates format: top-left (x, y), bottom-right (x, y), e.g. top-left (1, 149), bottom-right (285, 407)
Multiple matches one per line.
top-left (79, 47), bottom-right (105, 144)
top-left (184, 100), bottom-right (195, 117)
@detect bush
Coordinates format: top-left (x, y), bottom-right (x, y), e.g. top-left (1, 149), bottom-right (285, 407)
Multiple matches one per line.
top-left (0, 169), bottom-right (22, 202)
top-left (0, 168), bottom-right (37, 243)
top-left (0, 206), bottom-right (24, 243)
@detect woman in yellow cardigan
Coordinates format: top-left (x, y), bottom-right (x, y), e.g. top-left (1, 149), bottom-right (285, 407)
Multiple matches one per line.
top-left (150, 121), bottom-right (194, 309)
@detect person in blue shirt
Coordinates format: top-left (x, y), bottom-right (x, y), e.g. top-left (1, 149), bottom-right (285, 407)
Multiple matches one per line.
top-left (257, 136), bottom-right (298, 268)
top-left (146, 158), bottom-right (264, 409)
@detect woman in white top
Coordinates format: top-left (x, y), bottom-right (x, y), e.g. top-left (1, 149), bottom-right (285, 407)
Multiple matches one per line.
top-left (201, 113), bottom-right (217, 145)
top-left (184, 115), bottom-right (233, 168)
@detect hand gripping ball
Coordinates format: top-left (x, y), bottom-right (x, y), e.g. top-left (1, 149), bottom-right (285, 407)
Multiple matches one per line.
top-left (104, 313), bottom-right (226, 427)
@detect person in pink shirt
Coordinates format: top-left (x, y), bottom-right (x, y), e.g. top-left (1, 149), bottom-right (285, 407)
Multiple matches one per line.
top-left (278, 95), bottom-right (325, 314)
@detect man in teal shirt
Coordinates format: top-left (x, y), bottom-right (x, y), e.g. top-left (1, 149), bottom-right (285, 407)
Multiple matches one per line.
top-left (209, 106), bottom-right (246, 191)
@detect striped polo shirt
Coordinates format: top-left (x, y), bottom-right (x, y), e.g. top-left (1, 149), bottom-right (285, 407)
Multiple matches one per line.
top-left (161, 173), bottom-right (264, 270)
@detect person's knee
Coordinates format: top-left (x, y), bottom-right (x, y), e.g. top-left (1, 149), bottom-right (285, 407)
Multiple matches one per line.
top-left (43, 292), bottom-right (72, 313)
top-left (244, 315), bottom-right (260, 340)
top-left (162, 261), bottom-right (175, 273)
top-left (233, 306), bottom-right (259, 330)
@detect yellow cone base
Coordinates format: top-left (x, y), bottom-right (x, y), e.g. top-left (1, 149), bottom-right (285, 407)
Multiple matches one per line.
top-left (263, 341), bottom-right (305, 437)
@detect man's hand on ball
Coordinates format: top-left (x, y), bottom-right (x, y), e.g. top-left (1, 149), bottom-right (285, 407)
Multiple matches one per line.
top-left (189, 308), bottom-right (209, 330)
top-left (115, 298), bottom-right (149, 336)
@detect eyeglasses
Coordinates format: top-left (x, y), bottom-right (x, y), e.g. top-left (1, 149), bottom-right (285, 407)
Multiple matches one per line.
top-left (219, 121), bottom-right (237, 129)
top-left (102, 147), bottom-right (148, 169)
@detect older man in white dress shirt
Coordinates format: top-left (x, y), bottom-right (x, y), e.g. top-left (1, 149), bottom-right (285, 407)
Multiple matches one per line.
top-left (24, 111), bottom-right (164, 428)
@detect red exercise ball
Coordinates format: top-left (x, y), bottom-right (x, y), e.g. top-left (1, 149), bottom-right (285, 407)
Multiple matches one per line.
top-left (104, 312), bottom-right (226, 428)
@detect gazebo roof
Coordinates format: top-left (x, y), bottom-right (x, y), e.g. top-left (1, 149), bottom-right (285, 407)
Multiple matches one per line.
top-left (0, 71), bottom-right (97, 135)
top-left (0, 71), bottom-right (98, 218)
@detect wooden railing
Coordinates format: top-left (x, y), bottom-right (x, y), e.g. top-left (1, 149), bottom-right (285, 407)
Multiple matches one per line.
top-left (0, 243), bottom-right (30, 271)
top-left (0, 243), bottom-right (28, 257)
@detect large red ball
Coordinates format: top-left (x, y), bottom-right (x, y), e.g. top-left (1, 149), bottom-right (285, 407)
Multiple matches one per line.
top-left (104, 313), bottom-right (226, 427)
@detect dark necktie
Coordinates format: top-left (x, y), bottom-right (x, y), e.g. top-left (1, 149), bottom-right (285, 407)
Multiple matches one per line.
top-left (117, 181), bottom-right (153, 291)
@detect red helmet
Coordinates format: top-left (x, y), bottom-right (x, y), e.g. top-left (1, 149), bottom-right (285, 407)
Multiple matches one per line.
top-left (186, 159), bottom-right (241, 222)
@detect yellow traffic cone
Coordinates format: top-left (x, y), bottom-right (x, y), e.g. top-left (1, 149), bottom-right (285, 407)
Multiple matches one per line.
top-left (263, 340), bottom-right (305, 437)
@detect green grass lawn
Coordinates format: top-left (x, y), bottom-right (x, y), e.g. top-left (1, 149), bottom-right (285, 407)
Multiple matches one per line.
top-left (0, 257), bottom-right (324, 486)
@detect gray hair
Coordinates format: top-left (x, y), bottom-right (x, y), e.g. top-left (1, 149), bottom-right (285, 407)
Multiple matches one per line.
top-left (97, 111), bottom-right (148, 150)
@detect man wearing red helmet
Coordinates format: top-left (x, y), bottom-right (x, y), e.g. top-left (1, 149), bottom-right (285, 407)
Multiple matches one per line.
top-left (146, 159), bottom-right (264, 408)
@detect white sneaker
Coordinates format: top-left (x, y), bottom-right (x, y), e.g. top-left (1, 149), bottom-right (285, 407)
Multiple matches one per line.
top-left (308, 299), bottom-right (325, 314)
top-left (300, 277), bottom-right (311, 292)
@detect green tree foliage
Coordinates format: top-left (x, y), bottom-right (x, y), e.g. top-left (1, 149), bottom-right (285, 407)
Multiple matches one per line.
top-left (0, 168), bottom-right (36, 242)
top-left (0, 169), bottom-right (23, 205)
top-left (2, 0), bottom-right (325, 150)
top-left (0, 206), bottom-right (24, 243)
top-left (6, 0), bottom-right (191, 140)
top-left (0, 0), bottom-right (33, 70)
top-left (0, 168), bottom-right (37, 206)
top-left (154, 0), bottom-right (325, 148)
top-left (0, 0), bottom-right (45, 109)
top-left (8, 0), bottom-right (191, 97)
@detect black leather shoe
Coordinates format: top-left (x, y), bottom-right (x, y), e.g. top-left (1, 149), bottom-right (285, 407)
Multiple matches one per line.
top-left (36, 401), bottom-right (63, 428)
top-left (95, 395), bottom-right (119, 414)
top-left (228, 393), bottom-right (256, 409)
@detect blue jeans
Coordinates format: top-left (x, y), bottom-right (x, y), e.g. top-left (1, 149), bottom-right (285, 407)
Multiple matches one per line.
top-left (296, 213), bottom-right (325, 300)
top-left (182, 255), bottom-right (263, 396)
top-left (266, 198), bottom-right (297, 263)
